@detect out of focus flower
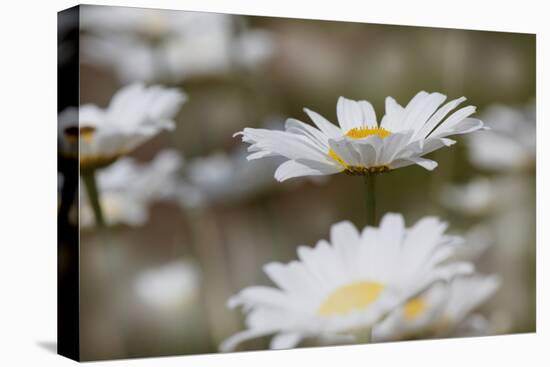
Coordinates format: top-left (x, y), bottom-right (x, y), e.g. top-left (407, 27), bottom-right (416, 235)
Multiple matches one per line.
top-left (441, 176), bottom-right (531, 217)
top-left (372, 274), bottom-right (500, 341)
top-left (236, 91), bottom-right (484, 181)
top-left (80, 6), bottom-right (273, 83)
top-left (134, 259), bottom-right (200, 312)
top-left (220, 214), bottom-right (473, 351)
top-left (80, 150), bottom-right (182, 227)
top-left (468, 101), bottom-right (535, 172)
top-left (58, 83), bottom-right (186, 170)
top-left (175, 148), bottom-right (283, 209)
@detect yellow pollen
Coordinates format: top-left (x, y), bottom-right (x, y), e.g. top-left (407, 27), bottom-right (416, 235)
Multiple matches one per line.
top-left (64, 126), bottom-right (96, 144)
top-left (345, 126), bottom-right (391, 139)
top-left (318, 281), bottom-right (384, 317)
top-left (403, 297), bottom-right (428, 320)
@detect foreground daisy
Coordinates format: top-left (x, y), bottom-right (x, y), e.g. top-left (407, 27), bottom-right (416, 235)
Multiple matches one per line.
top-left (235, 91), bottom-right (485, 181)
top-left (220, 213), bottom-right (473, 351)
top-left (58, 82), bottom-right (186, 171)
top-left (372, 274), bottom-right (500, 341)
top-left (80, 150), bottom-right (182, 227)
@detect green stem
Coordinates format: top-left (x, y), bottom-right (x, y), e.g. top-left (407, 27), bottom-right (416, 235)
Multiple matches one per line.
top-left (353, 327), bottom-right (372, 344)
top-left (364, 173), bottom-right (376, 226)
top-left (82, 170), bottom-right (106, 229)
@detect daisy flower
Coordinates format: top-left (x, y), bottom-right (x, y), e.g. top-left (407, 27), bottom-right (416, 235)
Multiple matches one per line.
top-left (372, 274), bottom-right (500, 341)
top-left (80, 150), bottom-right (182, 227)
top-left (58, 83), bottom-right (186, 171)
top-left (175, 147), bottom-right (285, 209)
top-left (134, 259), bottom-right (201, 312)
top-left (80, 6), bottom-right (273, 83)
top-left (468, 101), bottom-right (535, 172)
top-left (235, 91), bottom-right (485, 181)
top-left (220, 213), bottom-right (473, 351)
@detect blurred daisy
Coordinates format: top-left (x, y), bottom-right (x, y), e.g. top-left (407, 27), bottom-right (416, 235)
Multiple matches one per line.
top-left (134, 259), bottom-right (200, 312)
top-left (441, 176), bottom-right (531, 217)
top-left (58, 83), bottom-right (186, 171)
top-left (372, 274), bottom-right (500, 341)
top-left (220, 213), bottom-right (473, 351)
top-left (80, 6), bottom-right (273, 83)
top-left (236, 91), bottom-right (484, 181)
top-left (175, 148), bottom-right (284, 208)
top-left (468, 101), bottom-right (535, 172)
top-left (80, 150), bottom-right (182, 227)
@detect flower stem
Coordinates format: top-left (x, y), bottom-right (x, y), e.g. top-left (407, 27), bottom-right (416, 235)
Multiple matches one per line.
top-left (364, 173), bottom-right (376, 226)
top-left (354, 327), bottom-right (372, 344)
top-left (82, 170), bottom-right (106, 229)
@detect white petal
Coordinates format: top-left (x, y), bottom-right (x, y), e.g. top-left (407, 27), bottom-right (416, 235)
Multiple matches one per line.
top-left (219, 329), bottom-right (276, 352)
top-left (398, 91), bottom-right (430, 130)
top-left (337, 97), bottom-right (364, 132)
top-left (285, 118), bottom-right (329, 151)
top-left (380, 96), bottom-right (405, 131)
top-left (328, 138), bottom-right (361, 166)
top-left (408, 93), bottom-right (447, 136)
top-left (358, 100), bottom-right (377, 126)
top-left (429, 106), bottom-right (477, 138)
top-left (269, 332), bottom-right (303, 349)
top-left (304, 108), bottom-right (342, 138)
top-left (274, 160), bottom-right (340, 182)
top-left (415, 97), bottom-right (467, 139)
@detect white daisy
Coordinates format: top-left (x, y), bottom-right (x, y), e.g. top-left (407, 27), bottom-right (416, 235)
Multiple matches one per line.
top-left (372, 274), bottom-right (500, 341)
top-left (134, 259), bottom-right (200, 312)
top-left (235, 91), bottom-right (485, 181)
top-left (441, 176), bottom-right (531, 217)
top-left (58, 83), bottom-right (186, 170)
top-left (80, 6), bottom-right (273, 83)
top-left (220, 213), bottom-right (473, 351)
top-left (468, 101), bottom-right (535, 172)
top-left (80, 150), bottom-right (182, 227)
top-left (175, 148), bottom-right (284, 209)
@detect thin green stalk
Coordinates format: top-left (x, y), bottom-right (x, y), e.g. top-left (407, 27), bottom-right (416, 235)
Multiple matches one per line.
top-left (81, 170), bottom-right (106, 229)
top-left (364, 173), bottom-right (376, 226)
top-left (353, 327), bottom-right (372, 344)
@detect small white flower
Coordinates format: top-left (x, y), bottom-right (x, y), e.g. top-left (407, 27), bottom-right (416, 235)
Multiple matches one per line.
top-left (134, 260), bottom-right (201, 312)
top-left (372, 274), bottom-right (500, 341)
top-left (175, 148), bottom-right (284, 208)
top-left (220, 213), bottom-right (473, 351)
top-left (58, 83), bottom-right (186, 170)
top-left (80, 150), bottom-right (182, 227)
top-left (80, 7), bottom-right (273, 83)
top-left (235, 91), bottom-right (485, 181)
top-left (468, 101), bottom-right (535, 172)
top-left (441, 176), bottom-right (531, 216)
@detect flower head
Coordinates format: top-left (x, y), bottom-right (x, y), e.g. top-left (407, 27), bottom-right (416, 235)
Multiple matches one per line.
top-left (80, 6), bottom-right (273, 83)
top-left (372, 274), bottom-right (500, 341)
top-left (467, 101), bottom-right (535, 172)
top-left (220, 213), bottom-right (473, 351)
top-left (80, 150), bottom-right (182, 227)
top-left (235, 91), bottom-right (485, 181)
top-left (134, 259), bottom-right (200, 312)
top-left (58, 83), bottom-right (186, 170)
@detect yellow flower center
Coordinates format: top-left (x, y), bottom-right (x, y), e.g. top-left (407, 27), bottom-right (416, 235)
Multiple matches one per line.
top-left (403, 297), bottom-right (428, 320)
top-left (64, 126), bottom-right (96, 144)
top-left (318, 281), bottom-right (384, 317)
top-left (345, 126), bottom-right (391, 139)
